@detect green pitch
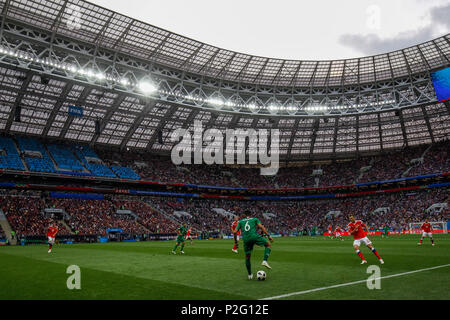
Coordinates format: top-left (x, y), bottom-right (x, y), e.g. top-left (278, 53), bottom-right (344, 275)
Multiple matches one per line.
top-left (0, 235), bottom-right (449, 300)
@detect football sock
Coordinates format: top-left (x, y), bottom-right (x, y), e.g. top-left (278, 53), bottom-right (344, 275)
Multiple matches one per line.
top-left (371, 248), bottom-right (381, 259)
top-left (49, 244), bottom-right (52, 250)
top-left (420, 238), bottom-right (423, 244)
top-left (356, 250), bottom-right (365, 261)
top-left (172, 244), bottom-right (178, 251)
top-left (431, 239), bottom-right (434, 244)
top-left (245, 258), bottom-right (252, 275)
top-left (181, 244), bottom-right (185, 251)
top-left (264, 247), bottom-right (271, 261)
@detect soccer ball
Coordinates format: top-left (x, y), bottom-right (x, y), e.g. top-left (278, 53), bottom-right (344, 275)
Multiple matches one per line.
top-left (257, 270), bottom-right (266, 281)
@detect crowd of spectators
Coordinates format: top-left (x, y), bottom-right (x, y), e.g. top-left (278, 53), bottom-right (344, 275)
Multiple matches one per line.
top-left (145, 198), bottom-right (231, 232)
top-left (97, 140), bottom-right (449, 188)
top-left (0, 137), bottom-right (448, 238)
top-left (1, 195), bottom-right (180, 236)
top-left (50, 199), bottom-right (148, 236)
top-left (318, 159), bottom-right (370, 186)
top-left (358, 146), bottom-right (427, 183)
top-left (0, 195), bottom-right (68, 236)
top-left (0, 187), bottom-right (447, 237)
top-left (114, 199), bottom-right (178, 233)
top-left (144, 188), bottom-right (448, 235)
top-left (407, 141), bottom-right (449, 177)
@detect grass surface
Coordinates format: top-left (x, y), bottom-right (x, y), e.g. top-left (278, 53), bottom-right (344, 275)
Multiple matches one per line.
top-left (0, 235), bottom-right (449, 300)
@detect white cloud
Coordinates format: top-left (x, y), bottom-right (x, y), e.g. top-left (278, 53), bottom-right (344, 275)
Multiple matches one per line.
top-left (339, 2), bottom-right (450, 55)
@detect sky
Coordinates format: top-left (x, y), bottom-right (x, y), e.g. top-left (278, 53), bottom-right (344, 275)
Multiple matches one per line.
top-left (88, 0), bottom-right (450, 60)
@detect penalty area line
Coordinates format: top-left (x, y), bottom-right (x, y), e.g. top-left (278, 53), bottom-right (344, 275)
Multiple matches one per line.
top-left (259, 263), bottom-right (450, 300)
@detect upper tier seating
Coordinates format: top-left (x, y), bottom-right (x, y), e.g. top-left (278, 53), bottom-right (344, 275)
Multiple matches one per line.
top-left (111, 166), bottom-right (140, 180)
top-left (47, 144), bottom-right (84, 171)
top-left (16, 137), bottom-right (55, 173)
top-left (98, 140), bottom-right (450, 188)
top-left (2, 134), bottom-right (448, 188)
top-left (0, 137), bottom-right (25, 171)
top-left (73, 145), bottom-right (116, 178)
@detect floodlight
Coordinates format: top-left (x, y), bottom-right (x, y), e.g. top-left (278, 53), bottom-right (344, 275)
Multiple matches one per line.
top-left (138, 81), bottom-right (157, 94)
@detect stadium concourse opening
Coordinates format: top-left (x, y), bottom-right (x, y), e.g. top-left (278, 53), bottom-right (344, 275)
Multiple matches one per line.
top-left (0, 0), bottom-right (448, 312)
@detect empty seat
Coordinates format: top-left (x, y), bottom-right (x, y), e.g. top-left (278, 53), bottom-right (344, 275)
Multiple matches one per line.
top-left (0, 137), bottom-right (25, 171)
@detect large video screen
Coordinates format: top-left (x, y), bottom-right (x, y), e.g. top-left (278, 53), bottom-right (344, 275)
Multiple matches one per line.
top-left (431, 67), bottom-right (450, 102)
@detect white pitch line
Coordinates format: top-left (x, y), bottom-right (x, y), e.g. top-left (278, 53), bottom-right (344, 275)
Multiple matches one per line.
top-left (260, 263), bottom-right (450, 300)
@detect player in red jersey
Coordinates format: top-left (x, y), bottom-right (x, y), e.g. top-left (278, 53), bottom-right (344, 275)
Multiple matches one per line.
top-left (327, 225), bottom-right (333, 238)
top-left (231, 216), bottom-right (240, 253)
top-left (334, 226), bottom-right (344, 241)
top-left (47, 221), bottom-right (59, 253)
top-left (418, 219), bottom-right (435, 246)
top-left (186, 227), bottom-right (193, 245)
top-left (347, 216), bottom-right (384, 265)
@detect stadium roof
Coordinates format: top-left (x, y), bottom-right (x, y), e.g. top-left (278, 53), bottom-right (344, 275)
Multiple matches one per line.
top-left (2, 0), bottom-right (450, 86)
top-left (0, 0), bottom-right (449, 159)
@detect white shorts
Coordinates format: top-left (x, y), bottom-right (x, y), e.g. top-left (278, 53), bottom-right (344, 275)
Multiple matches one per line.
top-left (335, 232), bottom-right (341, 237)
top-left (353, 237), bottom-right (372, 247)
top-left (422, 232), bottom-right (433, 238)
top-left (48, 237), bottom-right (55, 245)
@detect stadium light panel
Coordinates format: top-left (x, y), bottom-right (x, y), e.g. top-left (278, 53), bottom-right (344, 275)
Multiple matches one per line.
top-left (207, 98), bottom-right (224, 107)
top-left (286, 105), bottom-right (297, 113)
top-left (120, 78), bottom-right (130, 86)
top-left (247, 103), bottom-right (258, 111)
top-left (225, 101), bottom-right (236, 108)
top-left (268, 103), bottom-right (281, 112)
top-left (305, 104), bottom-right (328, 112)
top-left (95, 73), bottom-right (105, 80)
top-left (138, 81), bottom-right (157, 95)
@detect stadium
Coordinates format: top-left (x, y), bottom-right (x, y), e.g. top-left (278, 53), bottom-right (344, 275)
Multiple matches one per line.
top-left (0, 0), bottom-right (449, 305)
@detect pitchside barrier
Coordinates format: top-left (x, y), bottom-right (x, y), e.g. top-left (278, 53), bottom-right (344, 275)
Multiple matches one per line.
top-left (223, 233), bottom-right (283, 239)
top-left (324, 229), bottom-right (449, 236)
top-left (7, 232), bottom-right (223, 245)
